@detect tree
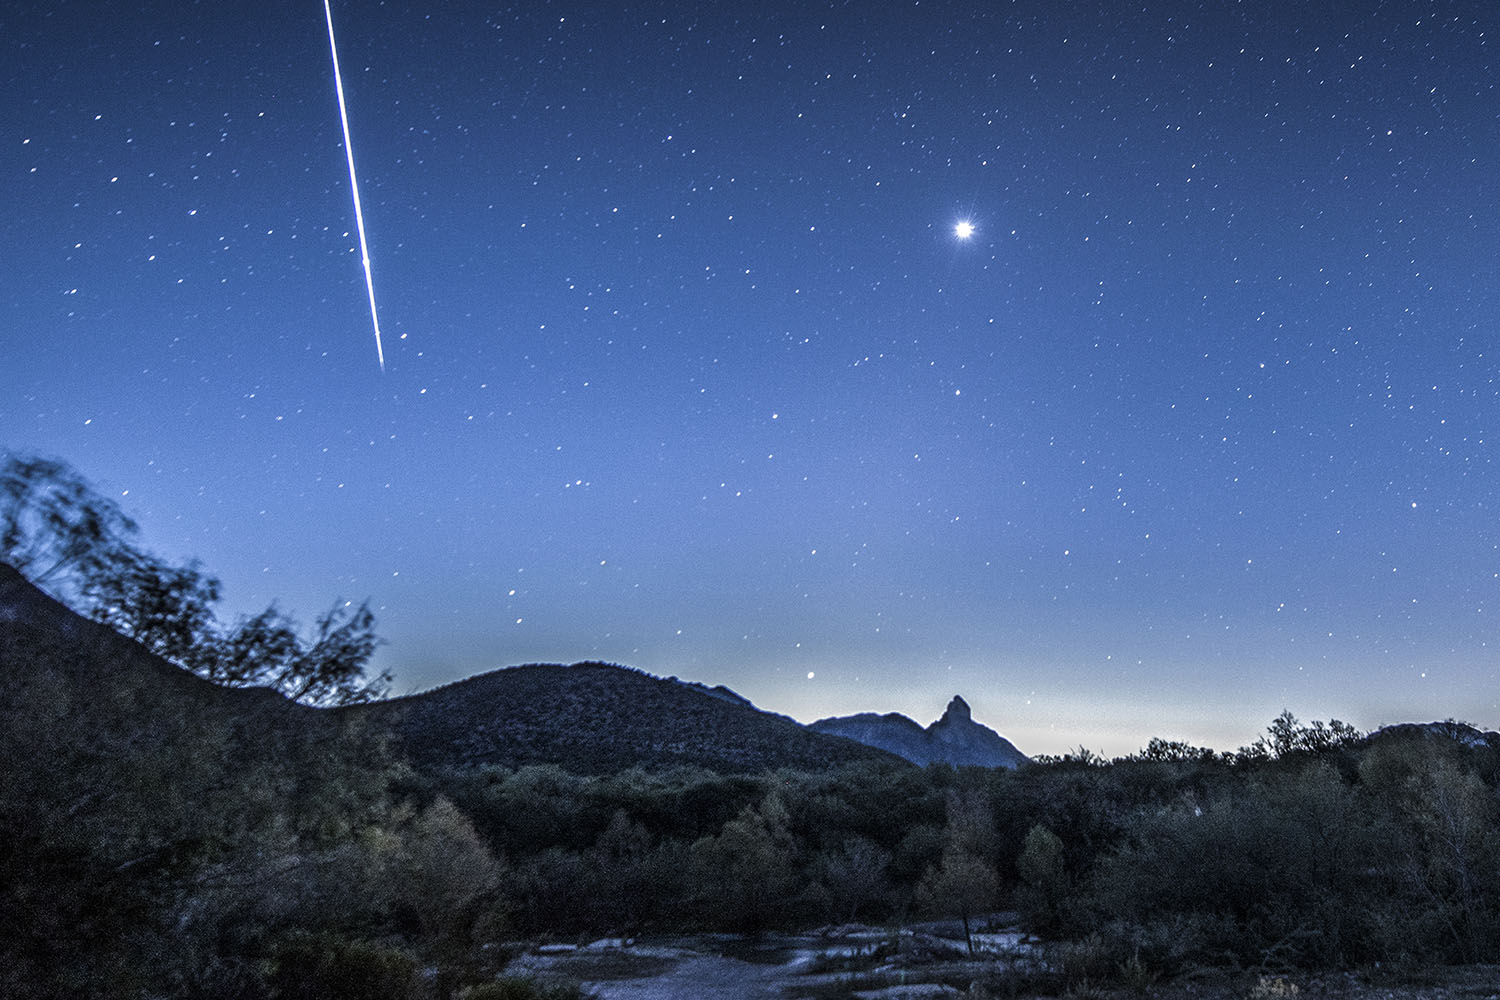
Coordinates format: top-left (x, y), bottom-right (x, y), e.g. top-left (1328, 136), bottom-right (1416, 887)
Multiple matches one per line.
top-left (819, 836), bottom-right (892, 924)
top-left (1015, 823), bottom-right (1068, 938)
top-left (916, 788), bottom-right (1002, 953)
top-left (382, 797), bottom-right (505, 948)
top-left (1084, 761), bottom-right (1399, 968)
top-left (1130, 737), bottom-right (1217, 763)
top-left (78, 552), bottom-right (223, 675)
top-left (1249, 710), bottom-right (1362, 759)
top-left (1, 453), bottom-right (138, 600)
top-left (587, 809), bottom-right (683, 933)
top-left (691, 792), bottom-right (800, 934)
top-left (1360, 739), bottom-right (1500, 962)
top-left (917, 845), bottom-right (999, 953)
top-left (218, 600), bottom-right (388, 706)
top-left (1, 452), bottom-right (388, 705)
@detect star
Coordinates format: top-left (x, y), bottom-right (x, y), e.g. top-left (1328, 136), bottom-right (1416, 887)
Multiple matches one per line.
top-left (954, 220), bottom-right (975, 240)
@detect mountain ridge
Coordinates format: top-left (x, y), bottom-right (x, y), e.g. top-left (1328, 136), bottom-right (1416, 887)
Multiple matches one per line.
top-left (1, 560), bottom-right (1007, 774)
top-left (339, 660), bottom-right (906, 775)
top-left (810, 694), bottom-right (1030, 768)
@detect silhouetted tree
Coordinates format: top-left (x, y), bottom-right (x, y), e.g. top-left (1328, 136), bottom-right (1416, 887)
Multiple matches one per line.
top-left (1247, 710), bottom-right (1362, 759)
top-left (691, 792), bottom-right (800, 933)
top-left (1016, 823), bottom-right (1068, 938)
top-left (818, 836), bottom-right (892, 923)
top-left (0, 452), bottom-right (138, 600)
top-left (225, 600), bottom-right (387, 706)
top-left (78, 552), bottom-right (222, 675)
top-left (0, 452), bottom-right (388, 705)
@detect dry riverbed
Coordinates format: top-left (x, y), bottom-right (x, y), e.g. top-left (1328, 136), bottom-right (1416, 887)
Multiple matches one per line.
top-left (502, 922), bottom-right (1500, 1000)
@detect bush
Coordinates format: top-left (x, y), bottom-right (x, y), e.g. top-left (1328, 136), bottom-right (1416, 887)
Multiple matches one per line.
top-left (267, 932), bottom-right (417, 1000)
top-left (458, 976), bottom-right (594, 1000)
top-left (1082, 761), bottom-right (1402, 968)
top-left (1016, 824), bottom-right (1068, 937)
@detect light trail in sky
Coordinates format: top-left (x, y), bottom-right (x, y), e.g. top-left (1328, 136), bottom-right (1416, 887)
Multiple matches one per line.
top-left (323, 0), bottom-right (386, 372)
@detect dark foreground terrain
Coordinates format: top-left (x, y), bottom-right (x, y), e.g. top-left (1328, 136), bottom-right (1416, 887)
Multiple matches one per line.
top-left (6, 559), bottom-right (1500, 998)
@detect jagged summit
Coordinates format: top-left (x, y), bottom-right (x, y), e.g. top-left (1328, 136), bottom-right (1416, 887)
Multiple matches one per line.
top-left (808, 695), bottom-right (1029, 769)
top-left (940, 695), bottom-right (971, 724)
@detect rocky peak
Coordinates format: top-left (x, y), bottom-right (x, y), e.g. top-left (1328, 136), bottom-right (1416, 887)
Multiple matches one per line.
top-left (808, 693), bottom-right (1029, 769)
top-left (940, 695), bottom-right (971, 725)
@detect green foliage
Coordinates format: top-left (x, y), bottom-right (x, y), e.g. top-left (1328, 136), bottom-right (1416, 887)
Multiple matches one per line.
top-left (1358, 735), bottom-right (1500, 963)
top-left (584, 809), bottom-right (684, 932)
top-left (1050, 932), bottom-right (1113, 990)
top-left (916, 845), bottom-right (1000, 951)
top-left (508, 847), bottom-right (592, 933)
top-left (1085, 761), bottom-right (1405, 968)
top-left (1113, 948), bottom-right (1160, 996)
top-left (890, 822), bottom-right (946, 890)
top-left (0, 561), bottom-right (413, 998)
top-left (384, 796), bottom-right (506, 943)
top-left (817, 836), bottom-right (892, 923)
top-left (914, 787), bottom-right (1003, 951)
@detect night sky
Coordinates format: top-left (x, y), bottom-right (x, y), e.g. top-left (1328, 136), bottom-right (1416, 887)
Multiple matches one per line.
top-left (6, 0), bottom-right (1498, 755)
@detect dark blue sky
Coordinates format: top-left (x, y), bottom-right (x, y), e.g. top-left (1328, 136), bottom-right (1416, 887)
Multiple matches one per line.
top-left (5, 0), bottom-right (1497, 754)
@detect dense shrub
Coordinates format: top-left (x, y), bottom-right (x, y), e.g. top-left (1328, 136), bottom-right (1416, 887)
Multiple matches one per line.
top-left (1083, 761), bottom-right (1404, 967)
top-left (458, 976), bottom-right (593, 1000)
top-left (266, 932), bottom-right (418, 1000)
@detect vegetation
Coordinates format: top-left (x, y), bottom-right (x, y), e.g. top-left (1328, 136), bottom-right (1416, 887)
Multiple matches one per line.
top-left (4, 451), bottom-right (1500, 996)
top-left (1, 451), bottom-right (388, 705)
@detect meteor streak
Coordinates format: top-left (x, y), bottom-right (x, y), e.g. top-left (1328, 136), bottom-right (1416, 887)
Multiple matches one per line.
top-left (323, 0), bottom-right (386, 371)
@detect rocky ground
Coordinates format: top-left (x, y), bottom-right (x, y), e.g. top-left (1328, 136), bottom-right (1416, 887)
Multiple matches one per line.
top-left (503, 923), bottom-right (1500, 1000)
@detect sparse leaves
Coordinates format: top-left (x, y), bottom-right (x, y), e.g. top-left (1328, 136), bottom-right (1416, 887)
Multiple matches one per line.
top-left (1, 451), bottom-right (387, 706)
top-left (0, 453), bottom-right (138, 596)
top-left (79, 553), bottom-right (222, 675)
top-left (1249, 710), bottom-right (1362, 759)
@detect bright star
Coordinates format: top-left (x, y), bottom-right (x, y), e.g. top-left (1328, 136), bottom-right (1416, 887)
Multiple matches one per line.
top-left (954, 220), bottom-right (975, 240)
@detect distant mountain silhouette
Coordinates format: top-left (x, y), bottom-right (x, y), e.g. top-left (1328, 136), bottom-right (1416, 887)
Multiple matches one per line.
top-left (0, 561), bottom-right (985, 776)
top-left (809, 695), bottom-right (1029, 768)
top-left (341, 662), bottom-right (906, 775)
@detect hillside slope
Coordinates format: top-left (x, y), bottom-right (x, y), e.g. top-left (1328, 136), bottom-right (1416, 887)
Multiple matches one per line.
top-left (0, 561), bottom-right (305, 723)
top-left (344, 662), bottom-right (906, 774)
